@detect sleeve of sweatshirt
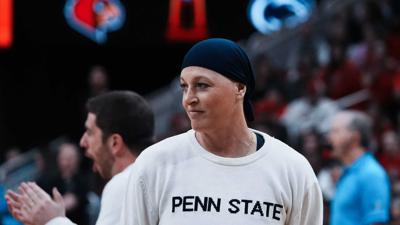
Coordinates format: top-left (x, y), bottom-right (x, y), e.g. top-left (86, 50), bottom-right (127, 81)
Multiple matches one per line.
top-left (297, 182), bottom-right (324, 225)
top-left (119, 162), bottom-right (158, 225)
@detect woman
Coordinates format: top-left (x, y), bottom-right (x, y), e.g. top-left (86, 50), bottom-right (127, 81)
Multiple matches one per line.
top-left (120, 38), bottom-right (323, 225)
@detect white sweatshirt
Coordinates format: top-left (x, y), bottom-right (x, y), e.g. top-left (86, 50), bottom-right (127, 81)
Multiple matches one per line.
top-left (46, 164), bottom-right (132, 225)
top-left (120, 129), bottom-right (323, 225)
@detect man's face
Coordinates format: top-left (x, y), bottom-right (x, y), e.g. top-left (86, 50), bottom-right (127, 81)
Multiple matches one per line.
top-left (80, 113), bottom-right (114, 179)
top-left (328, 114), bottom-right (353, 159)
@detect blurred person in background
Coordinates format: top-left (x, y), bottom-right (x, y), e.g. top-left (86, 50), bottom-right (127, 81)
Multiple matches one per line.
top-left (391, 197), bottom-right (400, 225)
top-left (378, 130), bottom-right (400, 183)
top-left (4, 148), bottom-right (21, 162)
top-left (78, 65), bottom-right (111, 135)
top-left (317, 160), bottom-right (342, 225)
top-left (252, 88), bottom-right (288, 143)
top-left (281, 77), bottom-right (339, 146)
top-left (88, 65), bottom-right (109, 98)
top-left (39, 141), bottom-right (90, 225)
top-left (0, 185), bottom-right (21, 225)
top-left (6, 90), bottom-right (155, 225)
top-left (328, 110), bottom-right (390, 225)
top-left (251, 54), bottom-right (286, 101)
top-left (317, 41), bottom-right (363, 101)
top-left (297, 129), bottom-right (324, 174)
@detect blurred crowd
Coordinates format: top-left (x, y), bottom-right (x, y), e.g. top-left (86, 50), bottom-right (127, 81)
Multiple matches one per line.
top-left (246, 0), bottom-right (400, 223)
top-left (163, 0), bottom-right (400, 223)
top-left (0, 0), bottom-right (399, 224)
top-left (0, 65), bottom-right (110, 225)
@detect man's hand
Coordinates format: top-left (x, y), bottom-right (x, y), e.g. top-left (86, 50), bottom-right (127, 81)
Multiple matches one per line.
top-left (5, 188), bottom-right (32, 225)
top-left (6, 182), bottom-right (66, 225)
top-left (63, 193), bottom-right (78, 211)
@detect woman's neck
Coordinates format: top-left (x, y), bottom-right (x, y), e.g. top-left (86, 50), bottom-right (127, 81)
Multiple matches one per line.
top-left (195, 121), bottom-right (256, 158)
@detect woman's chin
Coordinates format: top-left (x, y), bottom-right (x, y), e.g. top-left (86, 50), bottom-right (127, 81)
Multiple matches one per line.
top-left (190, 122), bottom-right (205, 132)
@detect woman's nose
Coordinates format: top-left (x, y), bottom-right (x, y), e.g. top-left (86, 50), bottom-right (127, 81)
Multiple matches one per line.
top-left (183, 88), bottom-right (198, 106)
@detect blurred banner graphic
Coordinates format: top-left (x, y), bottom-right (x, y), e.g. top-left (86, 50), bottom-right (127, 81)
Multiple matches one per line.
top-left (166, 0), bottom-right (208, 42)
top-left (247, 0), bottom-right (314, 35)
top-left (64, 0), bottom-right (125, 44)
top-left (0, 0), bottom-right (12, 48)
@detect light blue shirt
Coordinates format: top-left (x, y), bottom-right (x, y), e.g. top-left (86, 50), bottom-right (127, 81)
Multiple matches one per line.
top-left (0, 186), bottom-right (22, 225)
top-left (330, 152), bottom-right (390, 225)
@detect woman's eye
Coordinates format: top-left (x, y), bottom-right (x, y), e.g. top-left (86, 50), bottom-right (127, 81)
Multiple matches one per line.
top-left (197, 83), bottom-right (209, 89)
top-left (180, 83), bottom-right (187, 90)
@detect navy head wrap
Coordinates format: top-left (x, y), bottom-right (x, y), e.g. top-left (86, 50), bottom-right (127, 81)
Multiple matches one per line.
top-left (181, 38), bottom-right (255, 121)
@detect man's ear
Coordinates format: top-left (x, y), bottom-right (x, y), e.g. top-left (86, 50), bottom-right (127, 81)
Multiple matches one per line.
top-left (108, 134), bottom-right (124, 157)
top-left (351, 131), bottom-right (361, 147)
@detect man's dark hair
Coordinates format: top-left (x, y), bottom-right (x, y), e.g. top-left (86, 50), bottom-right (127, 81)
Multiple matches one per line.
top-left (86, 91), bottom-right (155, 154)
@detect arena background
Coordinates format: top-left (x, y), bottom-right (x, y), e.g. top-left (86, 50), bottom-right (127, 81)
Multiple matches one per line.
top-left (0, 0), bottom-right (255, 152)
top-left (1, 0), bottom-right (400, 224)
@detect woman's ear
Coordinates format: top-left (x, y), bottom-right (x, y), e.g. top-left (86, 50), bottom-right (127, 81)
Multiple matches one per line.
top-left (236, 83), bottom-right (247, 98)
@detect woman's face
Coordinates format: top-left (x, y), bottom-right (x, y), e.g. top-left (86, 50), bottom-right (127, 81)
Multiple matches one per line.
top-left (180, 66), bottom-right (244, 131)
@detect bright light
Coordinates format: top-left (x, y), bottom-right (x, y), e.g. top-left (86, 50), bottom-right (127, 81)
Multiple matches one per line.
top-left (248, 0), bottom-right (314, 35)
